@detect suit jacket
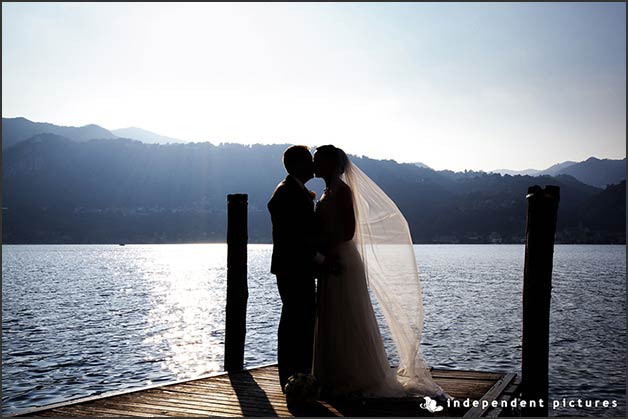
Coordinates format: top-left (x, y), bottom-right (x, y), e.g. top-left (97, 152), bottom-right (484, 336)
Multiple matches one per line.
top-left (268, 176), bottom-right (317, 276)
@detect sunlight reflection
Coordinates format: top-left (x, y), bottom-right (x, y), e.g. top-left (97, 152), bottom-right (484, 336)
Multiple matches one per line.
top-left (141, 244), bottom-right (227, 379)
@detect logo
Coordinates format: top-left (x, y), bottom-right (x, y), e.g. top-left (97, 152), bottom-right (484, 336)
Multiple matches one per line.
top-left (420, 396), bottom-right (444, 413)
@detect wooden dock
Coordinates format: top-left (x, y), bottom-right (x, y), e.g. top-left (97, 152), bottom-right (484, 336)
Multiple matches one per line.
top-left (12, 364), bottom-right (520, 417)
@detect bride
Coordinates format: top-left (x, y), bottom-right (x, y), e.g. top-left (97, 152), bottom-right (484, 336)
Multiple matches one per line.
top-left (312, 145), bottom-right (448, 401)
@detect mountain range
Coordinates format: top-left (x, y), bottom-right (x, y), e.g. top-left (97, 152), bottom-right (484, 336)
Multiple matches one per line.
top-left (1, 117), bottom-right (184, 149)
top-left (3, 117), bottom-right (625, 188)
top-left (1, 117), bottom-right (625, 244)
top-left (492, 158), bottom-right (626, 188)
top-left (1, 117), bottom-right (117, 150)
top-left (111, 127), bottom-right (185, 144)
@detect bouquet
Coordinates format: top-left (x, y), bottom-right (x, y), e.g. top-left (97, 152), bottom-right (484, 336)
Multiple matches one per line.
top-left (284, 373), bottom-right (321, 405)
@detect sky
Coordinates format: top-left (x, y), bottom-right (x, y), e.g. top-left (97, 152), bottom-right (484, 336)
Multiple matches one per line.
top-left (2, 2), bottom-right (626, 171)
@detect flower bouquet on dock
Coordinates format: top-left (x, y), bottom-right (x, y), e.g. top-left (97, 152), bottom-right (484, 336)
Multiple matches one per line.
top-left (284, 373), bottom-right (321, 405)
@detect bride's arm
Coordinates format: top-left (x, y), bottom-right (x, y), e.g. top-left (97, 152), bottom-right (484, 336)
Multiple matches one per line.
top-left (339, 184), bottom-right (356, 242)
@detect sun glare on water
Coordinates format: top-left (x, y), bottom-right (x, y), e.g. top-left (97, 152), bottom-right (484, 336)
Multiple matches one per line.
top-left (139, 244), bottom-right (228, 379)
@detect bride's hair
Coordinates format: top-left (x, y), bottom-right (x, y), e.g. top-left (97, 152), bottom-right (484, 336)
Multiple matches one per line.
top-left (316, 145), bottom-right (349, 175)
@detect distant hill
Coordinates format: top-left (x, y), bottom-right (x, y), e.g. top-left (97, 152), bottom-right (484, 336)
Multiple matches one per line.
top-left (2, 134), bottom-right (624, 244)
top-left (575, 180), bottom-right (626, 242)
top-left (492, 157), bottom-right (625, 188)
top-left (540, 160), bottom-right (578, 176)
top-left (549, 157), bottom-right (626, 188)
top-left (112, 127), bottom-right (186, 145)
top-left (1, 117), bottom-right (117, 150)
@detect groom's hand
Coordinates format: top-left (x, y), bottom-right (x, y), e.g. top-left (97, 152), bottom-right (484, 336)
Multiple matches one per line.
top-left (323, 254), bottom-right (344, 276)
top-left (313, 252), bottom-right (325, 265)
top-left (312, 252), bottom-right (325, 278)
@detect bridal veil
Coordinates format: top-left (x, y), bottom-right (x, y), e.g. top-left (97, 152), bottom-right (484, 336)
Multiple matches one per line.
top-left (341, 156), bottom-right (447, 399)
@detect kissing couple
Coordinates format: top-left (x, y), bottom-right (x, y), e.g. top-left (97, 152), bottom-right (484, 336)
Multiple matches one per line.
top-left (268, 145), bottom-right (449, 401)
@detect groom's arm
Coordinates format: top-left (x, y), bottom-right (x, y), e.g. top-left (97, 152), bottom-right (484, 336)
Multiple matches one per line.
top-left (313, 252), bottom-right (325, 264)
top-left (268, 188), bottom-right (302, 242)
top-left (268, 186), bottom-right (318, 267)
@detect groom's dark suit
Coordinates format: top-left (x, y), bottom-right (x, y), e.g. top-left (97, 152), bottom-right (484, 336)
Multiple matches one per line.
top-left (268, 175), bottom-right (317, 390)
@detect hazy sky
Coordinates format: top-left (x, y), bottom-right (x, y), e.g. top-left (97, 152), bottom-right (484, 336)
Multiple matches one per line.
top-left (2, 2), bottom-right (626, 171)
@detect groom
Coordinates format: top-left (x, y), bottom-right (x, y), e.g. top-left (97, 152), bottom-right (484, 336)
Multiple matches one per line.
top-left (268, 145), bottom-right (319, 391)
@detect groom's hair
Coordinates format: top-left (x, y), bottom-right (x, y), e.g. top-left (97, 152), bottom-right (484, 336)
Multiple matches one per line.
top-left (283, 145), bottom-right (312, 175)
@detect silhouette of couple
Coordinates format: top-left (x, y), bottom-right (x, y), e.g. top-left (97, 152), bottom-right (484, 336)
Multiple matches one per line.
top-left (268, 145), bottom-right (448, 400)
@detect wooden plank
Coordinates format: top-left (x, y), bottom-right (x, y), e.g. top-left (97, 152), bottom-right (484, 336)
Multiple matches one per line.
top-left (154, 386), bottom-right (285, 406)
top-left (182, 380), bottom-right (284, 395)
top-left (178, 383), bottom-right (286, 401)
top-left (430, 369), bottom-right (505, 381)
top-left (433, 377), bottom-right (497, 387)
top-left (166, 392), bottom-right (289, 415)
top-left (462, 373), bottom-right (517, 418)
top-left (54, 393), bottom-right (244, 417)
top-left (92, 398), bottom-right (226, 417)
top-left (48, 405), bottom-right (167, 417)
top-left (104, 392), bottom-right (256, 414)
top-left (104, 399), bottom-right (245, 417)
top-left (436, 379), bottom-right (497, 401)
top-left (106, 383), bottom-right (285, 413)
top-left (121, 390), bottom-right (283, 416)
top-left (173, 384), bottom-right (284, 402)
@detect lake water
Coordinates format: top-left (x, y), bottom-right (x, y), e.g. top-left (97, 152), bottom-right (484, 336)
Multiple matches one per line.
top-left (2, 244), bottom-right (625, 416)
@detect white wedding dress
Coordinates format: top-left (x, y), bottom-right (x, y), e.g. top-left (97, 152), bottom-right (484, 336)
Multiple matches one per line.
top-left (312, 159), bottom-right (448, 400)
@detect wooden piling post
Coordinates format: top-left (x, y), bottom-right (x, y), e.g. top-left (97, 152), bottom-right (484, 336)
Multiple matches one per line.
top-left (224, 193), bottom-right (248, 371)
top-left (521, 185), bottom-right (560, 416)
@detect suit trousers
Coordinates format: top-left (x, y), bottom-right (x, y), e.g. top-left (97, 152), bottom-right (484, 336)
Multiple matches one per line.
top-left (276, 273), bottom-right (316, 390)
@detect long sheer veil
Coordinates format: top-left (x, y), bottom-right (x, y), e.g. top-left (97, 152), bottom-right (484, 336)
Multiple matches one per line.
top-left (342, 158), bottom-right (448, 399)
